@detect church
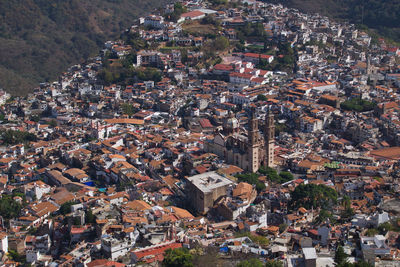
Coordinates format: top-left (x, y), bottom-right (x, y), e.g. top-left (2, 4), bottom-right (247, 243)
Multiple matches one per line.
top-left (205, 109), bottom-right (275, 173)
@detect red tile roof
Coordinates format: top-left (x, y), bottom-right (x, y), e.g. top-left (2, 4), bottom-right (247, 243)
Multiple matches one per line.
top-left (181, 10), bottom-right (205, 19)
top-left (199, 118), bottom-right (213, 128)
top-left (133, 242), bottom-right (182, 264)
top-left (244, 53), bottom-right (273, 60)
top-left (87, 259), bottom-right (125, 267)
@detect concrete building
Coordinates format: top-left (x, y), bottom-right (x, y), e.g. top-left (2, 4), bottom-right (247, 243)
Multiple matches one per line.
top-left (185, 171), bottom-right (234, 214)
top-left (361, 235), bottom-right (391, 264)
top-left (0, 232), bottom-right (8, 254)
top-left (144, 15), bottom-right (164, 29)
top-left (101, 236), bottom-right (134, 261)
top-left (303, 247), bottom-right (317, 267)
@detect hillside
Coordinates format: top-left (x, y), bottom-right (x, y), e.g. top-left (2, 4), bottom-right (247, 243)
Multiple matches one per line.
top-left (0, 0), bottom-right (167, 95)
top-left (268, 0), bottom-right (400, 43)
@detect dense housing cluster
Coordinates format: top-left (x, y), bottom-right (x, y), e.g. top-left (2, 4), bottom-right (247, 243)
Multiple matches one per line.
top-left (0, 0), bottom-right (400, 266)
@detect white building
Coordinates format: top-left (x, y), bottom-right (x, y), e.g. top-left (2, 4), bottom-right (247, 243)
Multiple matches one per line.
top-left (232, 93), bottom-right (252, 105)
top-left (229, 72), bottom-right (254, 85)
top-left (0, 90), bottom-right (10, 105)
top-left (361, 235), bottom-right (391, 264)
top-left (144, 15), bottom-right (165, 29)
top-left (300, 116), bottom-right (323, 132)
top-left (102, 236), bottom-right (134, 261)
top-left (24, 181), bottom-right (51, 200)
top-left (0, 232), bottom-right (8, 254)
top-left (26, 250), bottom-right (40, 264)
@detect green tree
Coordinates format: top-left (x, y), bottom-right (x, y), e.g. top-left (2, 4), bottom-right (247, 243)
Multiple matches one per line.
top-left (213, 36), bottom-right (229, 51)
top-left (163, 247), bottom-right (193, 267)
top-left (257, 58), bottom-right (271, 70)
top-left (315, 209), bottom-right (333, 224)
top-left (124, 32), bottom-right (149, 51)
top-left (340, 207), bottom-right (355, 222)
top-left (265, 260), bottom-right (284, 267)
top-left (59, 201), bottom-right (74, 215)
top-left (201, 15), bottom-right (220, 26)
top-left (99, 70), bottom-right (114, 84)
top-left (341, 98), bottom-right (376, 112)
top-left (1, 129), bottom-right (36, 145)
top-left (135, 67), bottom-right (162, 82)
top-left (30, 115), bottom-right (41, 122)
top-left (279, 171), bottom-right (293, 182)
top-left (165, 3), bottom-right (187, 22)
top-left (289, 184), bottom-right (337, 210)
top-left (335, 246), bottom-right (348, 266)
top-left (235, 232), bottom-right (269, 247)
top-left (259, 166), bottom-right (293, 184)
top-left (235, 173), bottom-right (266, 192)
top-left (209, 0), bottom-right (228, 6)
top-left (366, 228), bottom-right (379, 236)
top-left (250, 234), bottom-right (269, 247)
top-left (275, 123), bottom-right (289, 136)
top-left (342, 195), bottom-right (351, 210)
top-left (257, 94), bottom-right (268, 101)
top-left (237, 22), bottom-right (266, 40)
top-left (340, 195), bottom-right (355, 222)
top-left (85, 209), bottom-right (96, 224)
top-left (122, 53), bottom-right (137, 68)
top-left (237, 258), bottom-right (263, 267)
top-left (0, 194), bottom-right (22, 219)
top-left (378, 222), bottom-right (395, 234)
top-left (252, 22), bottom-right (266, 37)
top-left (279, 223), bottom-right (287, 233)
top-left (49, 119), bottom-right (57, 127)
top-left (73, 217), bottom-right (81, 226)
top-left (121, 103), bottom-right (135, 116)
top-left (7, 250), bottom-right (25, 263)
top-left (258, 166), bottom-right (279, 182)
top-left (353, 261), bottom-right (374, 267)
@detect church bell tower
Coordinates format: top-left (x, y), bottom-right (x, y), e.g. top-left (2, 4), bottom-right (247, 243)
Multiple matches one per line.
top-left (248, 108), bottom-right (259, 173)
top-left (264, 110), bottom-right (275, 167)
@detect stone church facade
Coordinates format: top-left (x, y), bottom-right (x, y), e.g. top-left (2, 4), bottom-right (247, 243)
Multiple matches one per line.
top-left (205, 110), bottom-right (275, 173)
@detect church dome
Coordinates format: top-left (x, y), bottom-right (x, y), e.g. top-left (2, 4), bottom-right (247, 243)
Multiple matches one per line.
top-left (226, 117), bottom-right (238, 129)
top-left (224, 112), bottom-right (239, 130)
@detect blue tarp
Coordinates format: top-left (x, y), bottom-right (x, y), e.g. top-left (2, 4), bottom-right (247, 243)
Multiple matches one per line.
top-left (219, 247), bottom-right (229, 253)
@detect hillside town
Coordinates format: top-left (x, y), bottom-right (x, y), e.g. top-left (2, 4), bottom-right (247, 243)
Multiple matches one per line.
top-left (0, 0), bottom-right (400, 266)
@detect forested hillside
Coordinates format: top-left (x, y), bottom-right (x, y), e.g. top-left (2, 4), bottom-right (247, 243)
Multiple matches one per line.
top-left (0, 0), bottom-right (167, 95)
top-left (268, 0), bottom-right (400, 43)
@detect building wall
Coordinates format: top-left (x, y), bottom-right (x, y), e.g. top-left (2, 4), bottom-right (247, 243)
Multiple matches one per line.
top-left (205, 140), bottom-right (266, 173)
top-left (102, 239), bottom-right (132, 261)
top-left (26, 250), bottom-right (40, 264)
top-left (305, 259), bottom-right (316, 267)
top-left (186, 178), bottom-right (231, 214)
top-left (0, 236), bottom-right (8, 253)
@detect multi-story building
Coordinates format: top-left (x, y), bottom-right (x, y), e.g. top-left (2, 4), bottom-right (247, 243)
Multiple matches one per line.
top-left (185, 171), bottom-right (233, 214)
top-left (101, 236), bottom-right (134, 261)
top-left (144, 15), bottom-right (164, 29)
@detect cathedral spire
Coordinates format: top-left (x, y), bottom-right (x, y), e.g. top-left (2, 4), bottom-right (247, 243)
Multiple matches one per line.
top-left (247, 107), bottom-right (261, 173)
top-left (249, 107), bottom-right (258, 144)
top-left (264, 109), bottom-right (275, 167)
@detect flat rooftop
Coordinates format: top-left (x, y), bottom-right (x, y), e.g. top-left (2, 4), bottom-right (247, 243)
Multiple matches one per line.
top-left (187, 171), bottom-right (233, 193)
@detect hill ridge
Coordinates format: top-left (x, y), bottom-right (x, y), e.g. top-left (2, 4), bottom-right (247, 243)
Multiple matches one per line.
top-left (0, 0), bottom-right (167, 95)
